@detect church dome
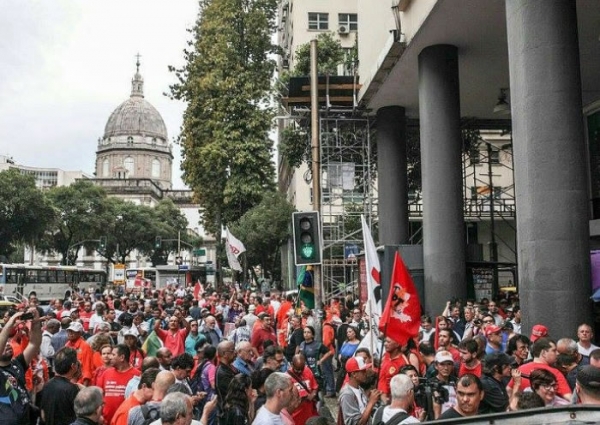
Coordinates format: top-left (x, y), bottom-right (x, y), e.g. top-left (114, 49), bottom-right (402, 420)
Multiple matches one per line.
top-left (103, 63), bottom-right (168, 140)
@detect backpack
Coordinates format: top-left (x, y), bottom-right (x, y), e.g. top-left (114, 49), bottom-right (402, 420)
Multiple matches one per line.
top-left (140, 404), bottom-right (160, 425)
top-left (190, 359), bottom-right (209, 394)
top-left (372, 405), bottom-right (410, 425)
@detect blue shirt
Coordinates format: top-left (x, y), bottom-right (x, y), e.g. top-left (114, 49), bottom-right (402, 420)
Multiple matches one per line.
top-left (233, 357), bottom-right (255, 376)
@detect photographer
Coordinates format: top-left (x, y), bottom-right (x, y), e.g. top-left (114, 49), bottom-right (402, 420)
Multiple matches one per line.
top-left (479, 352), bottom-right (513, 413)
top-left (0, 309), bottom-right (43, 425)
top-left (428, 351), bottom-right (457, 419)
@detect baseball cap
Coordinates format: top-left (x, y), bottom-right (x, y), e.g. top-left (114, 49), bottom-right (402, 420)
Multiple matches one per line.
top-left (67, 322), bottom-right (84, 333)
top-left (248, 305), bottom-right (256, 312)
top-left (123, 329), bottom-right (138, 338)
top-left (530, 324), bottom-right (548, 342)
top-left (577, 365), bottom-right (600, 389)
top-left (435, 350), bottom-right (454, 364)
top-left (346, 356), bottom-right (370, 373)
top-left (485, 324), bottom-right (502, 337)
top-left (484, 352), bottom-right (513, 369)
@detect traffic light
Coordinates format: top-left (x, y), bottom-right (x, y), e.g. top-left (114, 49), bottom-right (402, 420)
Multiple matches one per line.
top-left (292, 211), bottom-right (322, 266)
top-left (99, 236), bottom-right (107, 250)
top-left (155, 236), bottom-right (162, 249)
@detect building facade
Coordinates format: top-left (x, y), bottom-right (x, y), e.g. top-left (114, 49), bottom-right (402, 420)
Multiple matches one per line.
top-left (356, 0), bottom-right (600, 338)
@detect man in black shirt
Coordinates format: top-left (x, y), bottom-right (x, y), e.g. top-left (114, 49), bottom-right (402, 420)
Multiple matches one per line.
top-left (479, 352), bottom-right (513, 413)
top-left (40, 347), bottom-right (81, 425)
top-left (215, 341), bottom-right (238, 410)
top-left (285, 315), bottom-right (304, 362)
top-left (0, 309), bottom-right (42, 425)
top-left (439, 374), bottom-right (484, 420)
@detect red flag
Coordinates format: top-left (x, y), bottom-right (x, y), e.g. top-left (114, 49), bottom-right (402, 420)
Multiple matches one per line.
top-left (378, 251), bottom-right (421, 346)
top-left (193, 281), bottom-right (202, 300)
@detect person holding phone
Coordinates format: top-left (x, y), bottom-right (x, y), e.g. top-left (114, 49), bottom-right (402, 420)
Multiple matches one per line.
top-left (0, 309), bottom-right (42, 425)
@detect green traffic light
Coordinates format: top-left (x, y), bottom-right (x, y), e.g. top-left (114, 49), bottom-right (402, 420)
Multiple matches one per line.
top-left (301, 243), bottom-right (315, 259)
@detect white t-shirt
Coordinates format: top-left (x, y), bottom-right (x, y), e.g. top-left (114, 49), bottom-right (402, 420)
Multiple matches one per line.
top-left (382, 407), bottom-right (420, 424)
top-left (578, 342), bottom-right (600, 357)
top-left (252, 406), bottom-right (284, 425)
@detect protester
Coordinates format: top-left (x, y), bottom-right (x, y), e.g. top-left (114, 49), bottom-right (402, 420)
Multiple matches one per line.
top-left (71, 386), bottom-right (105, 425)
top-left (252, 372), bottom-right (294, 425)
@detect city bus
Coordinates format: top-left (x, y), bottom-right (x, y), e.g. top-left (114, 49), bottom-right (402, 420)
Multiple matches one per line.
top-left (125, 265), bottom-right (207, 290)
top-left (125, 267), bottom-right (157, 290)
top-left (0, 264), bottom-right (107, 302)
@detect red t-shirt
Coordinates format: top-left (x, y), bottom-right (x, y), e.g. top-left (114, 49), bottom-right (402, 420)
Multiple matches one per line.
top-left (110, 393), bottom-right (142, 425)
top-left (156, 327), bottom-right (188, 357)
top-left (507, 362), bottom-right (571, 397)
top-left (79, 310), bottom-right (93, 331)
top-left (289, 367), bottom-right (319, 425)
top-left (251, 327), bottom-right (277, 355)
top-left (98, 367), bottom-right (141, 424)
top-left (458, 361), bottom-right (482, 377)
top-left (377, 352), bottom-right (408, 395)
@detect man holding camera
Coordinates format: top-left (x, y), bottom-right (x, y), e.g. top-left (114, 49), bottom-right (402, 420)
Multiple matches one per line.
top-left (429, 351), bottom-right (457, 419)
top-left (0, 309), bottom-right (42, 425)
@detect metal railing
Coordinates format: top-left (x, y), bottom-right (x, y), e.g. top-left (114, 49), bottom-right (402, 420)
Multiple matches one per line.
top-left (408, 198), bottom-right (516, 219)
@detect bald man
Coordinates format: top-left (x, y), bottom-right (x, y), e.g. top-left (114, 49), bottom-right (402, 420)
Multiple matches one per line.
top-left (288, 354), bottom-right (319, 424)
top-left (126, 370), bottom-right (175, 425)
top-left (233, 341), bottom-right (255, 376)
top-left (216, 341), bottom-right (238, 409)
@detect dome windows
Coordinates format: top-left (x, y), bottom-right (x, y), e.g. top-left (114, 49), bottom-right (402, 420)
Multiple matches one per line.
top-left (127, 136), bottom-right (134, 145)
top-left (151, 159), bottom-right (161, 178)
top-left (124, 157), bottom-right (134, 176)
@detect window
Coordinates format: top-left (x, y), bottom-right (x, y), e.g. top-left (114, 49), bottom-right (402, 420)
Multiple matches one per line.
top-left (338, 13), bottom-right (358, 31)
top-left (469, 149), bottom-right (480, 164)
top-left (151, 159), bottom-right (161, 178)
top-left (308, 12), bottom-right (328, 30)
top-left (102, 159), bottom-right (109, 177)
top-left (490, 149), bottom-right (500, 164)
top-left (127, 136), bottom-right (134, 145)
top-left (124, 157), bottom-right (134, 176)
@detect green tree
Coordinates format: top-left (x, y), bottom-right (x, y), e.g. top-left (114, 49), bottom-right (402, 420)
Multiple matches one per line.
top-left (292, 32), bottom-right (345, 76)
top-left (44, 181), bottom-right (109, 265)
top-left (169, 0), bottom-right (277, 235)
top-left (147, 199), bottom-right (192, 266)
top-left (0, 169), bottom-right (55, 259)
top-left (229, 192), bottom-right (295, 282)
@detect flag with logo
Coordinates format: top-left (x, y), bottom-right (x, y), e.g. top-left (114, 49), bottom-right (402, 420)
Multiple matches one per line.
top-left (361, 215), bottom-right (382, 321)
top-left (226, 228), bottom-right (246, 272)
top-left (378, 251), bottom-right (421, 346)
top-left (297, 265), bottom-right (315, 309)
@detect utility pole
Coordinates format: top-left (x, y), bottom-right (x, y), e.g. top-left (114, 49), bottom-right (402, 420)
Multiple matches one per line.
top-left (310, 39), bottom-right (323, 341)
top-left (487, 143), bottom-right (499, 298)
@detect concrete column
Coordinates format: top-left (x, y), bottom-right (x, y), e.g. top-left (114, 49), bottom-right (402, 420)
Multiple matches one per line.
top-left (418, 45), bottom-right (466, 315)
top-left (376, 106), bottom-right (409, 245)
top-left (506, 0), bottom-right (592, 337)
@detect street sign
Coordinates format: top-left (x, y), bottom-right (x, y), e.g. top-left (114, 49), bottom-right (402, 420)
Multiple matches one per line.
top-left (178, 265), bottom-right (189, 271)
top-left (193, 249), bottom-right (206, 256)
top-left (113, 263), bottom-right (125, 284)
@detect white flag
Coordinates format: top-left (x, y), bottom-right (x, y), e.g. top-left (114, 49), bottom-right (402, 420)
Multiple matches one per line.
top-left (361, 215), bottom-right (382, 320)
top-left (226, 229), bottom-right (246, 272)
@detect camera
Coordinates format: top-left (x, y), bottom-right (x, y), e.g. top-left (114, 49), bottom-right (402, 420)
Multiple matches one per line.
top-left (473, 319), bottom-right (482, 326)
top-left (21, 312), bottom-right (34, 321)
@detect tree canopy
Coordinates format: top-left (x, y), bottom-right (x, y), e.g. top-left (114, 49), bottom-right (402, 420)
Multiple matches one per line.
top-left (229, 191), bottom-right (295, 282)
top-left (0, 169), bottom-right (54, 259)
top-left (169, 0), bottom-right (278, 236)
top-left (0, 170), bottom-right (192, 266)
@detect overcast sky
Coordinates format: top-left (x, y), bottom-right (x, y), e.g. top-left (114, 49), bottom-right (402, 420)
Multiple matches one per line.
top-left (0, 0), bottom-right (200, 188)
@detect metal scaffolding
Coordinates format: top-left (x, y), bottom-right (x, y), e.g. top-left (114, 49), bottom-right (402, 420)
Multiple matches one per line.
top-left (319, 114), bottom-right (376, 300)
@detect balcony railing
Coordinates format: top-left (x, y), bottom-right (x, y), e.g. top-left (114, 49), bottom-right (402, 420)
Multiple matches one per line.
top-left (408, 198), bottom-right (516, 219)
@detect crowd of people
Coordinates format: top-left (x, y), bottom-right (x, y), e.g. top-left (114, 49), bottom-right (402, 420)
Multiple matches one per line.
top-left (0, 284), bottom-right (599, 425)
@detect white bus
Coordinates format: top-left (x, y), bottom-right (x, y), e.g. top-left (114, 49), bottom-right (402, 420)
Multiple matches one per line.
top-left (0, 264), bottom-right (107, 302)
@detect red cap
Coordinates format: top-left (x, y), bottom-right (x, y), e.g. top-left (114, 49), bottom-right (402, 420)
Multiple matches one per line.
top-left (345, 357), bottom-right (370, 373)
top-left (530, 324), bottom-right (548, 342)
top-left (484, 324), bottom-right (502, 337)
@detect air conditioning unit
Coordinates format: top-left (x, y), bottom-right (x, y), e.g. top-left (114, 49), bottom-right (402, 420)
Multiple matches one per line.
top-left (338, 25), bottom-right (349, 35)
